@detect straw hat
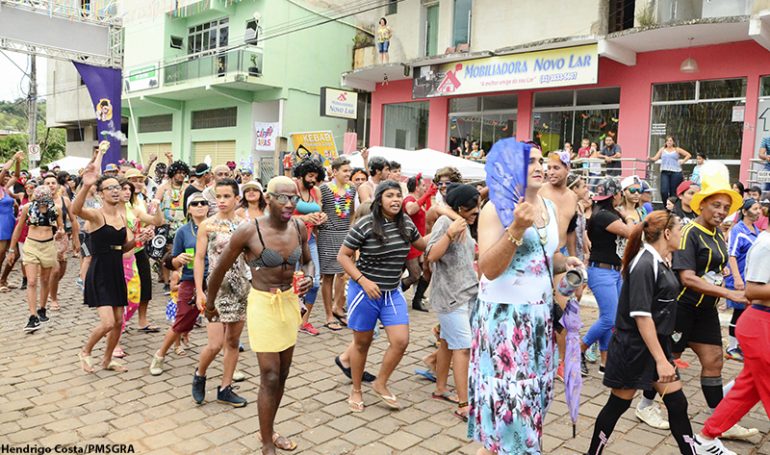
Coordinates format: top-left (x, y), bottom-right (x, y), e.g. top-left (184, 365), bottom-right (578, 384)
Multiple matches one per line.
top-left (690, 161), bottom-right (742, 215)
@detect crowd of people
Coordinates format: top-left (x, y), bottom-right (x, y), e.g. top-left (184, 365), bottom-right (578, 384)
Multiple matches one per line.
top-left (0, 137), bottom-right (769, 455)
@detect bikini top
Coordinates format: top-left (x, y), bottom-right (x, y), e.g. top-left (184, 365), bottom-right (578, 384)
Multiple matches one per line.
top-left (246, 218), bottom-right (303, 269)
top-left (27, 201), bottom-right (58, 228)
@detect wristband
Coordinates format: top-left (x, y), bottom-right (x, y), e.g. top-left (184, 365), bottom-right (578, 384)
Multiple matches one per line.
top-left (355, 274), bottom-right (364, 283)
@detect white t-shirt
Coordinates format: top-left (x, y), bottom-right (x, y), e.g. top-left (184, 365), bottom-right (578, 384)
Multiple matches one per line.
top-left (745, 231), bottom-right (770, 284)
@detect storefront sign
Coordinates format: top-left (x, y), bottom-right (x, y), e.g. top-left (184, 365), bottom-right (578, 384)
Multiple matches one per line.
top-left (289, 131), bottom-right (338, 167)
top-left (320, 87), bottom-right (358, 119)
top-left (651, 123), bottom-right (667, 136)
top-left (124, 65), bottom-right (159, 93)
top-left (413, 44), bottom-right (598, 98)
top-left (254, 121), bottom-right (280, 152)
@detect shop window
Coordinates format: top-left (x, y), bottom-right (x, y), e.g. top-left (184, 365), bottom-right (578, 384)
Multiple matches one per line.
top-left (532, 88), bottom-right (620, 153)
top-left (448, 94), bottom-right (517, 155)
top-left (761, 76), bottom-right (770, 97)
top-left (650, 78), bottom-right (746, 180)
top-left (383, 102), bottom-right (429, 150)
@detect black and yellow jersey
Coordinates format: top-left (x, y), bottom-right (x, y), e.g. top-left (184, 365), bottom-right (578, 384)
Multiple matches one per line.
top-left (671, 221), bottom-right (727, 307)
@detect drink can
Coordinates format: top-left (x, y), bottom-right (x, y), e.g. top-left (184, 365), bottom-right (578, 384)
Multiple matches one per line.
top-left (557, 268), bottom-right (587, 296)
top-left (293, 271), bottom-right (305, 294)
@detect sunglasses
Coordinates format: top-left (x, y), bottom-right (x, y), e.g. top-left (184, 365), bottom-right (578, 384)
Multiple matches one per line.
top-left (626, 188), bottom-right (641, 194)
top-left (189, 200), bottom-right (208, 207)
top-left (437, 182), bottom-right (450, 187)
top-left (269, 192), bottom-right (300, 205)
top-left (103, 184), bottom-right (121, 192)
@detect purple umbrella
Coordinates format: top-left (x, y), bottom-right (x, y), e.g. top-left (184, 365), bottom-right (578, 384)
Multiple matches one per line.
top-left (560, 295), bottom-right (583, 437)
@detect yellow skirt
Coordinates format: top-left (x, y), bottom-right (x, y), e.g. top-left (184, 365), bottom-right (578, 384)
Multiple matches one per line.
top-left (246, 288), bottom-right (301, 353)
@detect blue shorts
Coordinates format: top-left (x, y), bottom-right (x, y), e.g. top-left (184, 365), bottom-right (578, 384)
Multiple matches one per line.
top-left (559, 246), bottom-right (568, 256)
top-left (377, 41), bottom-right (390, 53)
top-left (437, 306), bottom-right (471, 350)
top-left (347, 279), bottom-right (409, 332)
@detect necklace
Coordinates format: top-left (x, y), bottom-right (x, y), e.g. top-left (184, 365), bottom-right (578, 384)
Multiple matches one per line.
top-left (534, 197), bottom-right (550, 245)
top-left (328, 182), bottom-right (353, 219)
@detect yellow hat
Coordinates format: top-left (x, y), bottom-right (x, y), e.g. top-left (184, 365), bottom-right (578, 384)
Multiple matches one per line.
top-left (690, 161), bottom-right (742, 216)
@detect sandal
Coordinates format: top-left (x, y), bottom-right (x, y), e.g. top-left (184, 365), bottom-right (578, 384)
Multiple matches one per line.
top-left (104, 360), bottom-right (128, 373)
top-left (78, 352), bottom-right (95, 374)
top-left (374, 390), bottom-right (401, 410)
top-left (112, 347), bottom-right (127, 359)
top-left (257, 432), bottom-right (298, 451)
top-left (138, 325), bottom-right (161, 333)
top-left (49, 301), bottom-right (60, 311)
top-left (348, 389), bottom-right (365, 413)
top-left (324, 321), bottom-right (343, 331)
top-left (415, 368), bottom-right (437, 382)
top-left (332, 311), bottom-right (348, 326)
top-left (454, 401), bottom-right (469, 422)
top-left (432, 391), bottom-right (459, 404)
top-left (0, 286), bottom-right (10, 293)
top-left (174, 345), bottom-right (187, 356)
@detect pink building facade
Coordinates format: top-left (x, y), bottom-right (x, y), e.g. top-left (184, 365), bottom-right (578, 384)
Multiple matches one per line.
top-left (368, 40), bottom-right (770, 183)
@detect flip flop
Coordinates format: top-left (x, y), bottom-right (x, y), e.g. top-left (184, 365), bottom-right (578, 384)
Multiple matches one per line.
top-left (138, 325), bottom-right (161, 333)
top-left (415, 368), bottom-right (437, 382)
top-left (374, 391), bottom-right (401, 410)
top-left (104, 360), bottom-right (128, 373)
top-left (332, 311), bottom-right (348, 326)
top-left (78, 352), bottom-right (95, 374)
top-left (112, 348), bottom-right (127, 359)
top-left (174, 345), bottom-right (187, 356)
top-left (432, 391), bottom-right (459, 404)
top-left (324, 321), bottom-right (343, 332)
top-left (257, 432), bottom-right (298, 451)
top-left (454, 409), bottom-right (469, 422)
top-left (348, 397), bottom-right (365, 413)
top-left (0, 286), bottom-right (9, 293)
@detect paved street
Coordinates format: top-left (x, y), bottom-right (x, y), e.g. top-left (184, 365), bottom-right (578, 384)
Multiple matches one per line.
top-left (0, 265), bottom-right (768, 455)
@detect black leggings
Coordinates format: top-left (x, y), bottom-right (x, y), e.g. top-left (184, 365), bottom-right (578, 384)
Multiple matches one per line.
top-left (729, 307), bottom-right (744, 338)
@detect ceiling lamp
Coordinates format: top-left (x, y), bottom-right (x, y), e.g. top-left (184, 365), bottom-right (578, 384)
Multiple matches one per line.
top-left (680, 37), bottom-right (699, 73)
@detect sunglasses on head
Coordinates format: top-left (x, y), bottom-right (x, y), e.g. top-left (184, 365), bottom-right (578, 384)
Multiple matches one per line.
top-left (189, 200), bottom-right (208, 207)
top-left (269, 192), bottom-right (300, 205)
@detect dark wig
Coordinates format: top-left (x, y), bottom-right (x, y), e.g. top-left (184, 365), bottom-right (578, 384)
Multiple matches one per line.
top-left (370, 180), bottom-right (410, 245)
top-left (119, 178), bottom-right (137, 205)
top-left (293, 158), bottom-right (326, 182)
top-left (167, 160), bottom-right (190, 179)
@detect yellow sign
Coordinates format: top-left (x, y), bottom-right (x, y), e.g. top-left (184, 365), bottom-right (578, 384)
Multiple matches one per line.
top-left (289, 131), bottom-right (338, 167)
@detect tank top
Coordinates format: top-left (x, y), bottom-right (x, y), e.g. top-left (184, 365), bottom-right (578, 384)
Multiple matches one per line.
top-left (660, 148), bottom-right (681, 172)
top-left (294, 183), bottom-right (321, 240)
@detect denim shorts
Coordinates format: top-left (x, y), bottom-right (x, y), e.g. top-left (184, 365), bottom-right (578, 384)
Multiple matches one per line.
top-left (377, 41), bottom-right (390, 53)
top-left (437, 306), bottom-right (471, 350)
top-left (347, 279), bottom-right (409, 332)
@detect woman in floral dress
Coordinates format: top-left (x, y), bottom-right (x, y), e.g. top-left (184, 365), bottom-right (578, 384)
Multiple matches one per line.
top-left (470, 139), bottom-right (582, 455)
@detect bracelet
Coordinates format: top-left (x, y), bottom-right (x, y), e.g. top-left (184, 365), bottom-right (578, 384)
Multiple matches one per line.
top-left (355, 274), bottom-right (364, 283)
top-left (506, 229), bottom-right (523, 246)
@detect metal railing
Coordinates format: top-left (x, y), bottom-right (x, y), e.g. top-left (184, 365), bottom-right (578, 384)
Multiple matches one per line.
top-left (570, 157), bottom-right (654, 191)
top-left (747, 159), bottom-right (770, 188)
top-left (163, 48), bottom-right (263, 86)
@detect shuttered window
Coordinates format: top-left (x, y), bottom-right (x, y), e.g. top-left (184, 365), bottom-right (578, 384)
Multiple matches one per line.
top-left (138, 114), bottom-right (173, 133)
top-left (191, 107), bottom-right (237, 129)
top-left (192, 141), bottom-right (236, 166)
top-left (140, 143), bottom-right (172, 176)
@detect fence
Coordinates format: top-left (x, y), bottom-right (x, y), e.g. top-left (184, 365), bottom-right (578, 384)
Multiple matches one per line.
top-left (570, 157), bottom-right (656, 197)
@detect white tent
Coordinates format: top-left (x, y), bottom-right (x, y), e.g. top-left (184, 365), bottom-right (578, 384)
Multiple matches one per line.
top-left (30, 156), bottom-right (91, 176)
top-left (347, 146), bottom-right (486, 181)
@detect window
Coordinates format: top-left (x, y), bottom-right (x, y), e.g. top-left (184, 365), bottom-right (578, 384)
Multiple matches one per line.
top-left (245, 19), bottom-right (259, 45)
top-left (170, 36), bottom-right (183, 50)
top-left (387, 0), bottom-right (398, 15)
top-left (650, 78), bottom-right (746, 181)
top-left (191, 107), bottom-right (237, 129)
top-left (449, 94), bottom-right (517, 155)
top-left (138, 114), bottom-right (173, 133)
top-left (383, 102), bottom-right (429, 150)
top-left (424, 4), bottom-right (439, 57)
top-left (608, 0), bottom-right (635, 33)
top-left (188, 18), bottom-right (229, 55)
top-left (67, 128), bottom-right (85, 142)
top-left (452, 0), bottom-right (472, 47)
top-left (532, 87), bottom-right (620, 153)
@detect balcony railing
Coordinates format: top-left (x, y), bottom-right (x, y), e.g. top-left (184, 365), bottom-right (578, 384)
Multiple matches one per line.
top-left (655, 0), bottom-right (753, 24)
top-left (163, 48), bottom-right (263, 86)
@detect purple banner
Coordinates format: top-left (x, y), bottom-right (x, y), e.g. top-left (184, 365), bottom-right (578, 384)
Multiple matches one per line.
top-left (74, 62), bottom-right (123, 169)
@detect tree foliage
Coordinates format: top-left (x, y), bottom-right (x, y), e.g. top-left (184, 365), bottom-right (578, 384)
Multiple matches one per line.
top-left (0, 99), bottom-right (65, 168)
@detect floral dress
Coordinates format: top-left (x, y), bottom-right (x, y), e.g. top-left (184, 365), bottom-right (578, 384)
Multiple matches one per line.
top-left (468, 199), bottom-right (559, 455)
top-left (206, 217), bottom-right (251, 323)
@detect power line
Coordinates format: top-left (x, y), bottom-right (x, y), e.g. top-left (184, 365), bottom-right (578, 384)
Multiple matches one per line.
top-left (31, 0), bottom-right (400, 100)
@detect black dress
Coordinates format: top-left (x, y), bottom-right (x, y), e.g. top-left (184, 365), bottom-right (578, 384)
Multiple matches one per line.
top-left (84, 221), bottom-right (128, 308)
top-left (603, 245), bottom-right (680, 390)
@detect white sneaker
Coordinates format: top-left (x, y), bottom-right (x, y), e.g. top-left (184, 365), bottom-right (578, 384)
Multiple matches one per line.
top-left (149, 353), bottom-right (164, 376)
top-left (232, 369), bottom-right (246, 382)
top-left (635, 402), bottom-right (670, 430)
top-left (720, 423), bottom-right (758, 441)
top-left (694, 435), bottom-right (736, 455)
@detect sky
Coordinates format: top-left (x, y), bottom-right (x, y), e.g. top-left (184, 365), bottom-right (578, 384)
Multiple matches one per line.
top-left (0, 51), bottom-right (47, 102)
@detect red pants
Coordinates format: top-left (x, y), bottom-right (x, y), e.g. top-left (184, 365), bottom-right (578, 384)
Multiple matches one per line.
top-left (702, 305), bottom-right (770, 438)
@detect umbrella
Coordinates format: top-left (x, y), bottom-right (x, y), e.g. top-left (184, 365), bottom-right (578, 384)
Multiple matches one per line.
top-left (560, 296), bottom-right (583, 437)
top-left (485, 139), bottom-right (531, 227)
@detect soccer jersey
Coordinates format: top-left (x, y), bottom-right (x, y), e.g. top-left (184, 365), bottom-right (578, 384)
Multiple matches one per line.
top-left (672, 221), bottom-right (727, 307)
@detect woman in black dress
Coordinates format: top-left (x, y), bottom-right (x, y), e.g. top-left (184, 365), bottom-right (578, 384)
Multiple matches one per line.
top-left (72, 162), bottom-right (135, 373)
top-left (586, 210), bottom-right (732, 455)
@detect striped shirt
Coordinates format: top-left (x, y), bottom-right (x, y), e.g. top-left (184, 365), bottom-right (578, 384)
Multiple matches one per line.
top-left (343, 214), bottom-right (420, 291)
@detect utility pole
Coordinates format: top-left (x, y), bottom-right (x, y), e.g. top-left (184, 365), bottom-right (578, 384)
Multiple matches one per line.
top-left (27, 54), bottom-right (38, 167)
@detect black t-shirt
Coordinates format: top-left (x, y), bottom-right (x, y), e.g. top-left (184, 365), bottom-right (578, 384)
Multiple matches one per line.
top-left (671, 200), bottom-right (695, 226)
top-left (616, 247), bottom-right (680, 336)
top-left (672, 221), bottom-right (727, 307)
top-left (588, 208), bottom-right (622, 265)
